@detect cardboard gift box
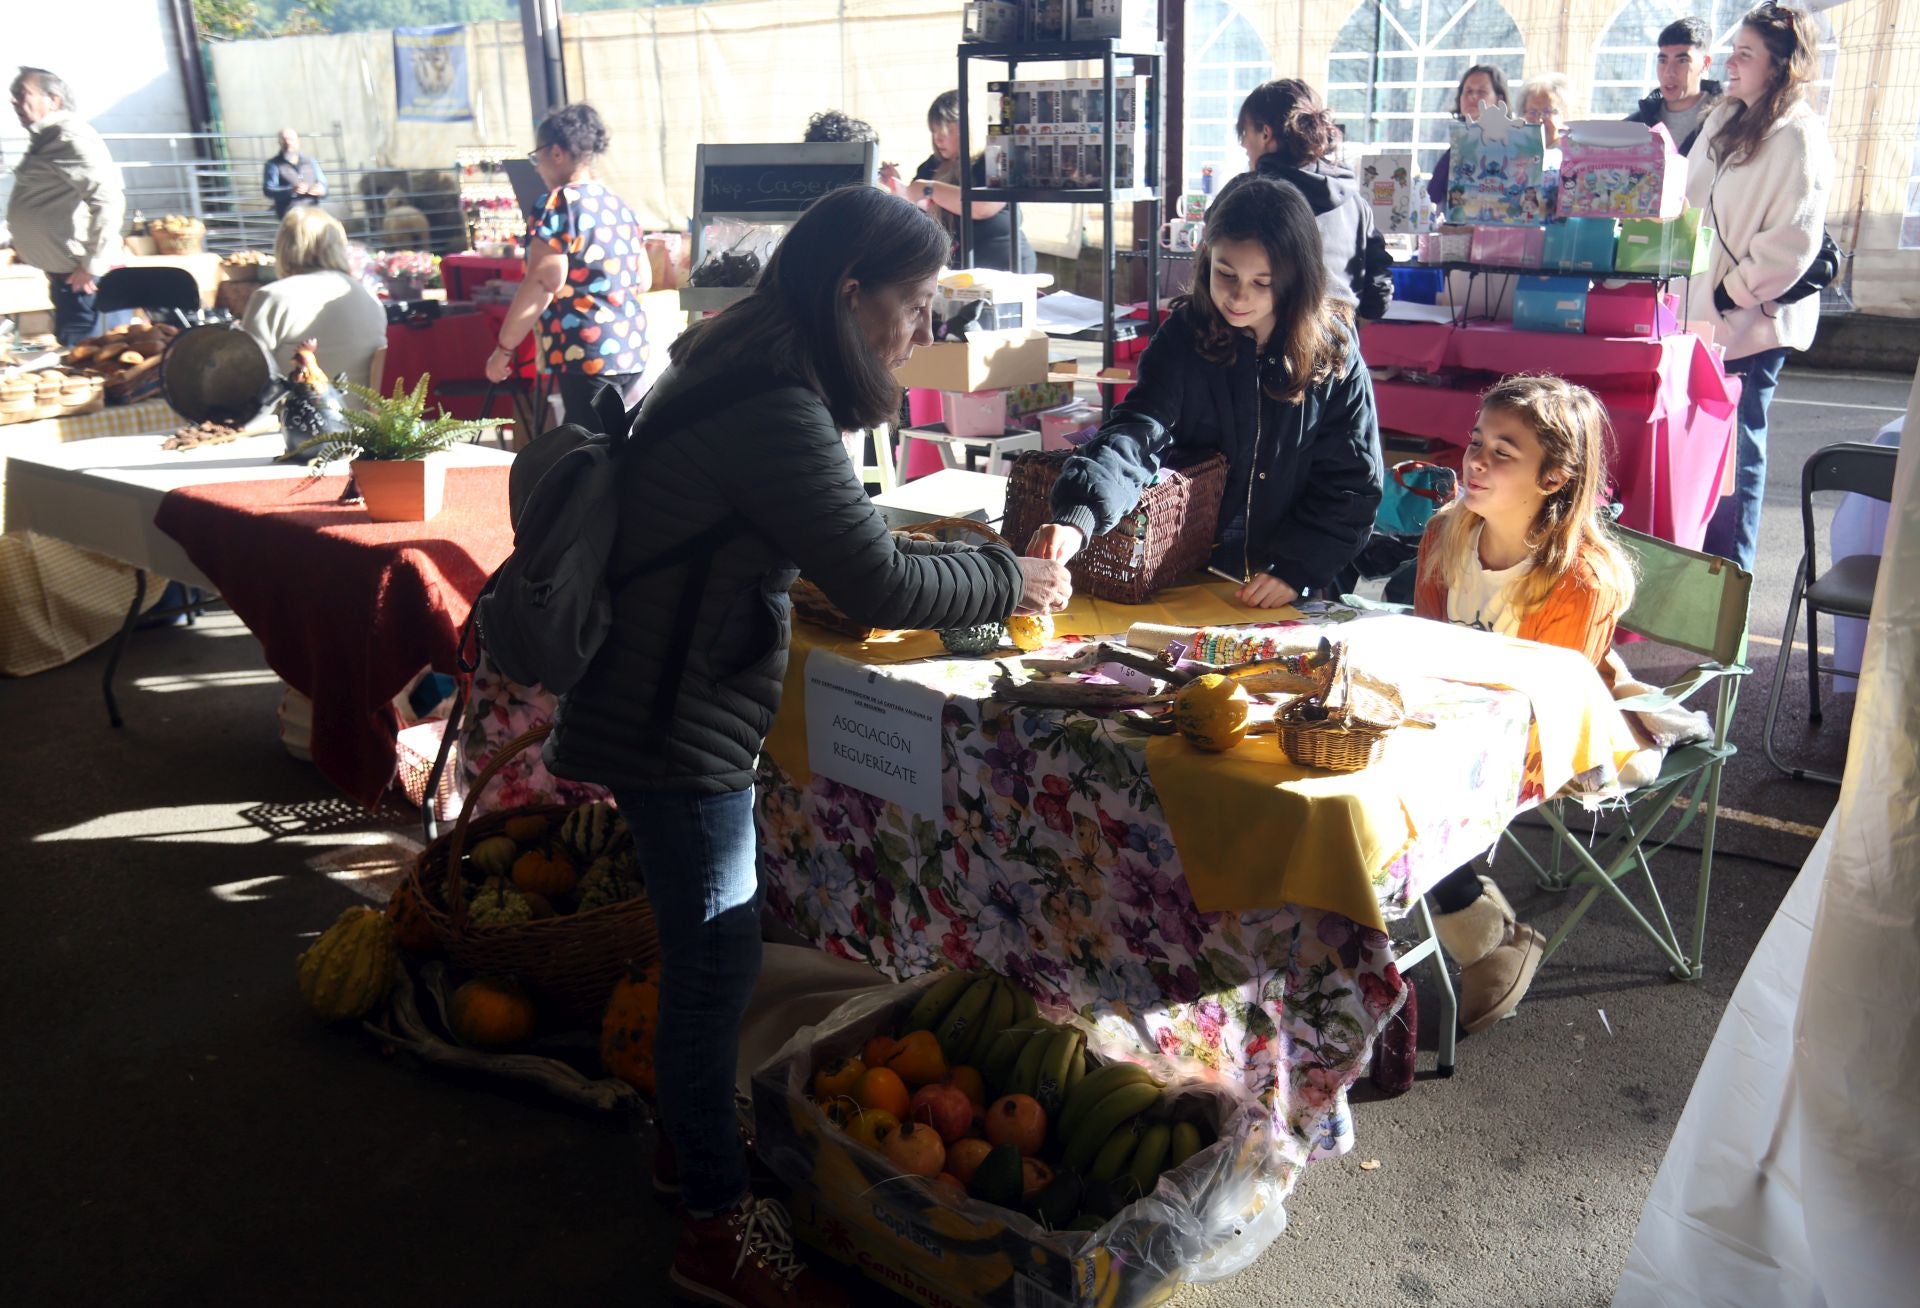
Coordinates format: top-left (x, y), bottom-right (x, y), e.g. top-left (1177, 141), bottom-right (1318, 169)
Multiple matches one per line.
top-left (1583, 282), bottom-right (1664, 337)
top-left (962, 0), bottom-right (1024, 41)
top-left (1419, 227), bottom-right (1473, 264)
top-left (1615, 209), bottom-right (1713, 276)
top-left (1557, 121), bottom-right (1687, 222)
top-left (941, 388), bottom-right (1011, 438)
top-left (1512, 275), bottom-right (1591, 334)
top-left (1469, 225), bottom-right (1546, 268)
top-left (895, 328), bottom-right (1050, 393)
top-left (1039, 400), bottom-right (1103, 450)
top-left (1070, 0), bottom-right (1155, 42)
top-left (1542, 217), bottom-right (1620, 272)
top-left (1445, 105), bottom-right (1551, 227)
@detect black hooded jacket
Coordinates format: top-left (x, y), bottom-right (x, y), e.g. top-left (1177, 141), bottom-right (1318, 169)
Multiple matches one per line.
top-left (1252, 156), bottom-right (1395, 321)
top-left (1624, 80), bottom-right (1725, 157)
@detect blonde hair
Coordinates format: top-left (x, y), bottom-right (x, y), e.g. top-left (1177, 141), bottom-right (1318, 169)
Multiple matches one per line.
top-left (1520, 73), bottom-right (1572, 118)
top-left (1420, 374), bottom-right (1636, 614)
top-left (274, 206), bottom-right (353, 276)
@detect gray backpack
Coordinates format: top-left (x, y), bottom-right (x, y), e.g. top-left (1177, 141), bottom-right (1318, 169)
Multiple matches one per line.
top-left (473, 373), bottom-right (796, 701)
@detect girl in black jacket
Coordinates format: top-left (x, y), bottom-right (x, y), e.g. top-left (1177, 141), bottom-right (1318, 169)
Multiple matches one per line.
top-left (1029, 176), bottom-right (1383, 606)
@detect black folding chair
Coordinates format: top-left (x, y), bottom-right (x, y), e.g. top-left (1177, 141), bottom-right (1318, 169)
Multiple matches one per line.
top-left (94, 266), bottom-right (205, 330)
top-left (1763, 441), bottom-right (1899, 783)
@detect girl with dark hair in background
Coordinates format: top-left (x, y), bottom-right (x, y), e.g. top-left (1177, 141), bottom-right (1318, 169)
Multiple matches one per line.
top-left (546, 185), bottom-right (1070, 1308)
top-left (886, 90), bottom-right (1036, 272)
top-left (1684, 3), bottom-right (1833, 571)
top-left (1026, 176), bottom-right (1382, 608)
top-left (484, 102), bottom-right (651, 426)
top-left (1425, 63), bottom-right (1511, 214)
top-left (1237, 78), bottom-right (1393, 319)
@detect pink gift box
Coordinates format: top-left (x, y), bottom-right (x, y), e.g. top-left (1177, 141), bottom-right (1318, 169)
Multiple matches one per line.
top-left (1469, 225), bottom-right (1546, 268)
top-left (1039, 401), bottom-right (1102, 451)
top-left (940, 388), bottom-right (1010, 438)
top-left (1557, 121), bottom-right (1687, 222)
top-left (1584, 283), bottom-right (1683, 338)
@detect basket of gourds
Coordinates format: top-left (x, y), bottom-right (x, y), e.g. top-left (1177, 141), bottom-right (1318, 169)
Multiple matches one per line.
top-left (788, 516), bottom-right (1012, 640)
top-left (149, 214), bottom-right (206, 256)
top-left (406, 725), bottom-right (658, 1023)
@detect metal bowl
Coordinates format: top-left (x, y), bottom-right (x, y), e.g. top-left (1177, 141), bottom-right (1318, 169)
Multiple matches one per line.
top-left (159, 325), bottom-right (279, 426)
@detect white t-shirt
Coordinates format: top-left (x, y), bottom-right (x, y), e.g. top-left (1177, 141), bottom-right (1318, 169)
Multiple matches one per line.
top-left (1446, 524), bottom-right (1533, 636)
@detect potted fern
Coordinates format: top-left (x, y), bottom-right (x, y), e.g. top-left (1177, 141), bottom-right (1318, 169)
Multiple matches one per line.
top-left (301, 374), bottom-right (505, 522)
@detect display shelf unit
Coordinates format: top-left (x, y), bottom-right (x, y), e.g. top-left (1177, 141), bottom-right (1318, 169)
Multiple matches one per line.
top-left (1427, 259), bottom-right (1695, 334)
top-left (956, 37), bottom-right (1165, 413)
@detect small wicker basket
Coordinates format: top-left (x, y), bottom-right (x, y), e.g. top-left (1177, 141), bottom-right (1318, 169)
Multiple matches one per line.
top-left (789, 516), bottom-right (1011, 639)
top-left (1276, 647), bottom-right (1406, 773)
top-left (407, 725), bottom-right (658, 1024)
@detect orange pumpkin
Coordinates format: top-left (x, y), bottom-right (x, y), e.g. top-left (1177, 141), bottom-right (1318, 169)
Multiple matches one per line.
top-left (600, 965), bottom-right (661, 1094)
top-left (448, 978), bottom-right (537, 1048)
top-left (384, 878), bottom-right (439, 953)
top-left (511, 848), bottom-right (578, 897)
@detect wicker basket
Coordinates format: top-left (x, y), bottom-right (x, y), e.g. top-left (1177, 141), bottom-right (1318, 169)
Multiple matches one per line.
top-left (407, 725), bottom-right (658, 1024)
top-left (1000, 448), bottom-right (1229, 603)
top-left (152, 229), bottom-right (205, 256)
top-left (789, 516), bottom-right (1011, 639)
top-left (1276, 646), bottom-right (1406, 773)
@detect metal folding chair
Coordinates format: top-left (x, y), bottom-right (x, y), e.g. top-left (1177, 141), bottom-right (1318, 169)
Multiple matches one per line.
top-left (1763, 441), bottom-right (1898, 784)
top-left (1500, 527), bottom-right (1753, 981)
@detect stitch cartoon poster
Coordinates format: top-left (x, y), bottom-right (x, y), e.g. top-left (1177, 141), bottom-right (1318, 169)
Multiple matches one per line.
top-left (1444, 105), bottom-right (1548, 228)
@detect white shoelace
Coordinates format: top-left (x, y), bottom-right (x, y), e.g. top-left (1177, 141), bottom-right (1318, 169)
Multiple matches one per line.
top-left (733, 1197), bottom-right (805, 1287)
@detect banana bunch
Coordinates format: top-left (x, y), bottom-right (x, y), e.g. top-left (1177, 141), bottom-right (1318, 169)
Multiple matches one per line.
top-left (980, 1018), bottom-right (1085, 1114)
top-left (902, 967), bottom-right (1035, 1068)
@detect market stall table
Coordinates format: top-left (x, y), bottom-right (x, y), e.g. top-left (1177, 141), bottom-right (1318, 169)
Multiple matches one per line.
top-left (751, 593), bottom-right (1635, 1186)
top-left (439, 252), bottom-right (525, 303)
top-left (1360, 318), bottom-right (1740, 548)
top-left (4, 431), bottom-right (513, 803)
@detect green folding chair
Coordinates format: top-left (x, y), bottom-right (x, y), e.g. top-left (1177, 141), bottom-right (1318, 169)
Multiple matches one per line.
top-left (1500, 527), bottom-right (1753, 981)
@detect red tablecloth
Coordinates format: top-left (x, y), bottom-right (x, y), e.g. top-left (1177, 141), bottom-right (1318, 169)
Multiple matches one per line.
top-left (384, 306), bottom-right (536, 422)
top-left (153, 467), bottom-right (513, 807)
top-left (440, 252), bottom-right (525, 303)
top-left (1361, 321), bottom-right (1741, 548)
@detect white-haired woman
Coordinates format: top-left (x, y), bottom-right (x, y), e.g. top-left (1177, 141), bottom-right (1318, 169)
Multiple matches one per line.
top-left (240, 206), bottom-right (387, 387)
top-left (1520, 72), bottom-right (1573, 153)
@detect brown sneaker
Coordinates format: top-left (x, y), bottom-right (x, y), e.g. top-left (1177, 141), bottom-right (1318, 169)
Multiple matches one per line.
top-left (670, 1196), bottom-right (848, 1308)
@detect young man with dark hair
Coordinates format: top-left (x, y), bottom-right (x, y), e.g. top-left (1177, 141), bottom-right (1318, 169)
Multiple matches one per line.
top-left (1624, 16), bottom-right (1723, 155)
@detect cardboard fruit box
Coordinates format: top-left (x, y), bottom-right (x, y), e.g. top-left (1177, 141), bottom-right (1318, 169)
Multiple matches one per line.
top-left (896, 329), bottom-right (1050, 395)
top-left (751, 973), bottom-right (1287, 1308)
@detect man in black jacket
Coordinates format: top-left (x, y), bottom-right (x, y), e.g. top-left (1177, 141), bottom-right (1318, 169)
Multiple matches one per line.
top-left (1623, 16), bottom-right (1723, 156)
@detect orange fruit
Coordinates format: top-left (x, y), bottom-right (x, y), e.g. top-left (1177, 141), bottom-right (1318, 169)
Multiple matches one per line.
top-left (854, 1066), bottom-right (911, 1120)
top-left (945, 1065), bottom-right (987, 1111)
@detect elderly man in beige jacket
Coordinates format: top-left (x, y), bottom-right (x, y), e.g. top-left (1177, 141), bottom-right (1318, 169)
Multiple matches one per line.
top-left (7, 67), bottom-right (125, 344)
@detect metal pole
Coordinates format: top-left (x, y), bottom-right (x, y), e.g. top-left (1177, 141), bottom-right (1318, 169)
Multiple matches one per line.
top-left (518, 0), bottom-right (569, 123)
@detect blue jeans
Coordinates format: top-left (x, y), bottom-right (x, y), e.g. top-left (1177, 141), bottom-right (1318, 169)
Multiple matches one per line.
top-left (611, 785), bottom-right (763, 1216)
top-left (48, 272), bottom-right (101, 346)
top-left (1702, 348), bottom-right (1789, 573)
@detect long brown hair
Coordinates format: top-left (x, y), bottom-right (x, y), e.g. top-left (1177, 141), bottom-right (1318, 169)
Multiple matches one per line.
top-left (1181, 175), bottom-right (1349, 405)
top-left (1420, 375), bottom-right (1636, 614)
top-left (1235, 79), bottom-right (1338, 168)
top-left (1711, 4), bottom-right (1820, 168)
top-left (669, 186), bottom-right (946, 432)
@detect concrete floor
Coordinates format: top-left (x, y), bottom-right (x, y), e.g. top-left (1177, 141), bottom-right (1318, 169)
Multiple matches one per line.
top-left (4, 367), bottom-right (1905, 1307)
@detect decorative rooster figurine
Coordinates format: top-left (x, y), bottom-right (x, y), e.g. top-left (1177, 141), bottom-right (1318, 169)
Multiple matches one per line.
top-left (278, 339), bottom-right (361, 501)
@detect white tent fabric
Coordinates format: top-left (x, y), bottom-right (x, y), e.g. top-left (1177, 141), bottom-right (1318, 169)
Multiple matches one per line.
top-left (1615, 364), bottom-right (1920, 1307)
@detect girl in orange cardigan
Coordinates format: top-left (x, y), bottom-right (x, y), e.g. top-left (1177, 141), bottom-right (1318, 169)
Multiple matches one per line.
top-left (1416, 374), bottom-right (1636, 1033)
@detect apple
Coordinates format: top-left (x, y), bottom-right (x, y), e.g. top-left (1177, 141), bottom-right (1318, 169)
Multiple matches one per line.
top-left (911, 1082), bottom-right (975, 1144)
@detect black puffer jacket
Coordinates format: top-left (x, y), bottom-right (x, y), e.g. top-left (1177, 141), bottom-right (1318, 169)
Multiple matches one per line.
top-left (1252, 156), bottom-right (1395, 320)
top-left (1047, 311), bottom-right (1382, 595)
top-left (546, 361), bottom-right (1024, 794)
top-left (1625, 81), bottom-right (1724, 157)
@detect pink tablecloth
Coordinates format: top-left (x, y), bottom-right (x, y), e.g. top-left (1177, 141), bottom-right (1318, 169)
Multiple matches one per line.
top-left (1361, 321), bottom-right (1741, 549)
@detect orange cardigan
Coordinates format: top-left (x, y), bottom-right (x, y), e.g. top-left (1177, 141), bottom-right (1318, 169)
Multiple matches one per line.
top-left (1413, 521), bottom-right (1626, 684)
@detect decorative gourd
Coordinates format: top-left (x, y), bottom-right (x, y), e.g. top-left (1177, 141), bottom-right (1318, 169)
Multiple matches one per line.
top-left (296, 906), bottom-right (397, 1020)
top-left (502, 814), bottom-right (550, 843)
top-left (600, 965), bottom-right (661, 1093)
top-left (467, 835), bottom-right (518, 878)
top-left (559, 802), bottom-right (629, 865)
top-left (448, 977), bottom-right (537, 1047)
top-left (939, 623), bottom-right (1006, 657)
top-left (467, 877), bottom-right (534, 926)
top-left (1005, 613), bottom-right (1055, 652)
top-left (384, 878), bottom-right (439, 953)
top-left (1172, 673), bottom-right (1251, 752)
top-left (577, 856), bottom-right (644, 912)
top-left (511, 848), bottom-right (578, 897)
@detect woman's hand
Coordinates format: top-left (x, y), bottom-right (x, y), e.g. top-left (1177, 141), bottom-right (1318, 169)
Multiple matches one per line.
top-left (879, 162), bottom-right (906, 196)
top-left (1015, 556), bottom-right (1073, 614)
top-left (484, 346), bottom-right (514, 384)
top-left (1237, 573), bottom-right (1298, 609)
top-left (1025, 523), bottom-right (1085, 563)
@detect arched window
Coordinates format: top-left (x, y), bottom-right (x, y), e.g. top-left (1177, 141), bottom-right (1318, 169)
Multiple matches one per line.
top-left (1590, 0), bottom-right (1837, 118)
top-left (1183, 0), bottom-right (1272, 194)
top-left (1325, 0), bottom-right (1526, 179)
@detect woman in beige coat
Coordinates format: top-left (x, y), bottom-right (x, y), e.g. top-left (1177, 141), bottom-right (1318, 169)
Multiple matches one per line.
top-left (1684, 4), bottom-right (1834, 571)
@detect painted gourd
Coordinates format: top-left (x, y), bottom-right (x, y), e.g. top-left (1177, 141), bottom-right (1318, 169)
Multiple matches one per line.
top-left (467, 877), bottom-right (534, 926)
top-left (577, 857), bottom-right (644, 912)
top-left (384, 878), bottom-right (439, 953)
top-left (466, 835), bottom-right (518, 879)
top-left (600, 965), bottom-right (661, 1093)
top-left (559, 802), bottom-right (629, 865)
top-left (1172, 674), bottom-right (1251, 752)
top-left (296, 905), bottom-right (397, 1020)
top-left (939, 623), bottom-right (1006, 657)
top-left (448, 977), bottom-right (538, 1047)
top-left (1005, 613), bottom-right (1054, 652)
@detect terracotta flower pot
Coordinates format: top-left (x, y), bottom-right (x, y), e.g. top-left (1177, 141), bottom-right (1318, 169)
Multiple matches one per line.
top-left (352, 454), bottom-right (446, 522)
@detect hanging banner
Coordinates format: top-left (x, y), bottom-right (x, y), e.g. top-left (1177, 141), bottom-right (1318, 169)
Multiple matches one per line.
top-left (394, 24), bottom-right (472, 123)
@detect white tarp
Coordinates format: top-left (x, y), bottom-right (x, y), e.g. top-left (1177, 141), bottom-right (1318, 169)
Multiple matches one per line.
top-left (1615, 364), bottom-right (1920, 1306)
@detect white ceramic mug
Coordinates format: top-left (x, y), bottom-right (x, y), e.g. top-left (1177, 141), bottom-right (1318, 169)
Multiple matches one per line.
top-left (1158, 219), bottom-right (1205, 252)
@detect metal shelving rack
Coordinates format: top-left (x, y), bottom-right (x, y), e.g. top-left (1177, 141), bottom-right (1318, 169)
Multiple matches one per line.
top-left (955, 38), bottom-right (1165, 409)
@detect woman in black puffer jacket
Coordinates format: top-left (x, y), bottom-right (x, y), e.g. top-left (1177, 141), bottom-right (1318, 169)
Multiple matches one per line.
top-left (1028, 176), bottom-right (1383, 606)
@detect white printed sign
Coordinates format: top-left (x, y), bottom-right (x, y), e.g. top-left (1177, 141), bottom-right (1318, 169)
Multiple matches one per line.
top-left (803, 649), bottom-right (944, 821)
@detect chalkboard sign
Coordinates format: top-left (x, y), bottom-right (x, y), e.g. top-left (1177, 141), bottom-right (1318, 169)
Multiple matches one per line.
top-left (693, 143), bottom-right (877, 219)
